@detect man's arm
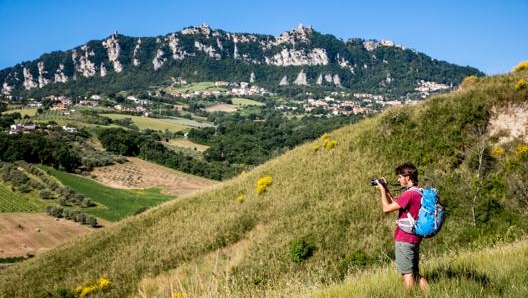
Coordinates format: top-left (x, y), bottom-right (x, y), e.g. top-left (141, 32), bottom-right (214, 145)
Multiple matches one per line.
top-left (377, 180), bottom-right (401, 213)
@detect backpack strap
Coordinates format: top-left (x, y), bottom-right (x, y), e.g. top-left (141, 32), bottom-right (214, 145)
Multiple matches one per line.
top-left (402, 186), bottom-right (422, 219)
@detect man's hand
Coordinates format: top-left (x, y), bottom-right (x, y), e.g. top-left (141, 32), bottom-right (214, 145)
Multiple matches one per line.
top-left (375, 177), bottom-right (388, 191)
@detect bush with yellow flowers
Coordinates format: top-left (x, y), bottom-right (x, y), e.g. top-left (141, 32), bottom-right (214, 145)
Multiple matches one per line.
top-left (491, 146), bottom-right (505, 158)
top-left (256, 176), bottom-right (273, 194)
top-left (172, 292), bottom-right (185, 298)
top-left (73, 277), bottom-right (112, 297)
top-left (515, 78), bottom-right (527, 91)
top-left (463, 75), bottom-right (478, 84)
top-left (513, 61), bottom-right (528, 72)
top-left (313, 132), bottom-right (337, 152)
top-left (514, 144), bottom-right (528, 158)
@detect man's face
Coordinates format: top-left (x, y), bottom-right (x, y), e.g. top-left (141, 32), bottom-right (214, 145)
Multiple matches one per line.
top-left (397, 174), bottom-right (411, 188)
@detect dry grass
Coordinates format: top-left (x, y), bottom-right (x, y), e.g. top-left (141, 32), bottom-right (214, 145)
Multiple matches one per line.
top-left (168, 139), bottom-right (210, 152)
top-left (204, 104), bottom-right (238, 113)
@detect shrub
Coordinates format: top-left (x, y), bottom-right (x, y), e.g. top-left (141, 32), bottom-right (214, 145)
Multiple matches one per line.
top-left (515, 78), bottom-right (527, 91)
top-left (324, 139), bottom-right (337, 149)
top-left (73, 276), bottom-right (112, 297)
top-left (338, 250), bottom-right (373, 277)
top-left (513, 61), bottom-right (528, 72)
top-left (39, 189), bottom-right (55, 200)
top-left (514, 144), bottom-right (528, 158)
top-left (491, 146), bottom-right (505, 158)
top-left (289, 237), bottom-right (315, 263)
top-left (256, 176), bottom-right (273, 194)
top-left (461, 75), bottom-right (479, 89)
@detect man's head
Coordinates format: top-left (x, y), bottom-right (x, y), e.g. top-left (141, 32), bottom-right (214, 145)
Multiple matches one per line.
top-left (395, 162), bottom-right (419, 187)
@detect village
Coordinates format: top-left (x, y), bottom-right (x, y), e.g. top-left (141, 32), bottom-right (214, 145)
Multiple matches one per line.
top-left (7, 78), bottom-right (443, 135)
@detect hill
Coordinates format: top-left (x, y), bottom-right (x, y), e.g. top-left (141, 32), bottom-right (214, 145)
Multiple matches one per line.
top-left (0, 24), bottom-right (483, 100)
top-left (0, 69), bottom-right (527, 297)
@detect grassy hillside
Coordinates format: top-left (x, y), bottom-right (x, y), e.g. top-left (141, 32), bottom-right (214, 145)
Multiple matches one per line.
top-left (0, 70), bottom-right (527, 297)
top-left (307, 240), bottom-right (528, 298)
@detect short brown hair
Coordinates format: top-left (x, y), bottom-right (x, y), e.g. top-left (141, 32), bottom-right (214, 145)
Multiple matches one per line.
top-left (395, 162), bottom-right (419, 185)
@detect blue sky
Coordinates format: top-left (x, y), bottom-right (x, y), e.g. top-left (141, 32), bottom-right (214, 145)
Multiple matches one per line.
top-left (0, 0), bottom-right (526, 75)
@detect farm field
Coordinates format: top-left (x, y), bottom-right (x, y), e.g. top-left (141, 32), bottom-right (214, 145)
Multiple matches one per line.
top-left (2, 108), bottom-right (37, 117)
top-left (89, 157), bottom-right (218, 197)
top-left (204, 103), bottom-right (238, 113)
top-left (166, 81), bottom-right (227, 93)
top-left (0, 212), bottom-right (111, 258)
top-left (45, 166), bottom-right (175, 222)
top-left (42, 158), bottom-right (217, 221)
top-left (0, 183), bottom-right (44, 212)
top-left (232, 97), bottom-right (265, 106)
top-left (101, 114), bottom-right (191, 131)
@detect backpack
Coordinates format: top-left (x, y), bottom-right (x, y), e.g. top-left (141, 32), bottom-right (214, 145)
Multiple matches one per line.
top-left (397, 186), bottom-right (445, 238)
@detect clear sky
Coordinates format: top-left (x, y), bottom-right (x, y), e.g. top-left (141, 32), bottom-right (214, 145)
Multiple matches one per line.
top-left (0, 0), bottom-right (526, 75)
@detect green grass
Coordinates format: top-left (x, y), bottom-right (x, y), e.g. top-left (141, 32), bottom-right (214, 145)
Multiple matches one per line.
top-left (306, 240), bottom-right (528, 298)
top-left (166, 81), bottom-right (226, 93)
top-left (45, 167), bottom-right (175, 222)
top-left (2, 108), bottom-right (37, 117)
top-left (101, 114), bottom-right (191, 132)
top-left (232, 97), bottom-right (265, 106)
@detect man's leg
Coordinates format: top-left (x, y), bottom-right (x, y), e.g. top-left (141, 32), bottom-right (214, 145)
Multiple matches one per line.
top-left (419, 275), bottom-right (429, 290)
top-left (402, 273), bottom-right (414, 289)
top-left (396, 242), bottom-right (416, 288)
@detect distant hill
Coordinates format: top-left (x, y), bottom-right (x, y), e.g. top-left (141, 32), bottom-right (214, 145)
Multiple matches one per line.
top-left (0, 24), bottom-right (483, 100)
top-left (0, 69), bottom-right (527, 297)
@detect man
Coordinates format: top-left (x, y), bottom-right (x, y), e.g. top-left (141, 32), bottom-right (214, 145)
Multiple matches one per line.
top-left (375, 162), bottom-right (429, 290)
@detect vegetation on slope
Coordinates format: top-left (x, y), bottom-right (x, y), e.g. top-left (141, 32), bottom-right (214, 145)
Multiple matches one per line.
top-left (307, 240), bottom-right (528, 298)
top-left (0, 70), bottom-right (527, 297)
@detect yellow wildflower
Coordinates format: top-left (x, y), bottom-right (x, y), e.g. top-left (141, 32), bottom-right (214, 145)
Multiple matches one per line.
top-left (513, 61), bottom-right (528, 72)
top-left (256, 176), bottom-right (273, 194)
top-left (515, 78), bottom-right (527, 91)
top-left (491, 146), bottom-right (505, 158)
top-left (515, 144), bottom-right (528, 157)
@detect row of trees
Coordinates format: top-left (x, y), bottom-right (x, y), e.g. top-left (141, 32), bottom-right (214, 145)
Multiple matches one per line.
top-left (46, 206), bottom-right (98, 227)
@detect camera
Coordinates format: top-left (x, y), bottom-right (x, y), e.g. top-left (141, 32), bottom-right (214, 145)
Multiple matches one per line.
top-left (370, 178), bottom-right (386, 187)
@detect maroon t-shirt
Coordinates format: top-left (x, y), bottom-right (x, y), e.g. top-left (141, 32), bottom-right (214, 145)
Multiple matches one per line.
top-left (394, 188), bottom-right (422, 244)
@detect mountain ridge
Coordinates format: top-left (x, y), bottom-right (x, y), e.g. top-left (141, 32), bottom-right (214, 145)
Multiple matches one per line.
top-left (1, 24), bottom-right (483, 99)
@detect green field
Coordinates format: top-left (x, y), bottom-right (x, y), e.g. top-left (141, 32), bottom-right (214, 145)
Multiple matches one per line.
top-left (101, 114), bottom-right (191, 132)
top-left (166, 81), bottom-right (226, 93)
top-left (2, 108), bottom-right (37, 117)
top-left (0, 183), bottom-right (43, 212)
top-left (45, 168), bottom-right (175, 222)
top-left (232, 97), bottom-right (265, 106)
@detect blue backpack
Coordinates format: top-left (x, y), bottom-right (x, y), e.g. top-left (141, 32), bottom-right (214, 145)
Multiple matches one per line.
top-left (397, 187), bottom-right (445, 238)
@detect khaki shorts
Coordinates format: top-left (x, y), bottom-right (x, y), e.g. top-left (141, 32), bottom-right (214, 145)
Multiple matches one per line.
top-left (395, 241), bottom-right (420, 275)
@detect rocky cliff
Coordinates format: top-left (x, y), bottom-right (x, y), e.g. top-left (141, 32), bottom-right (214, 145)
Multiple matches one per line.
top-left (0, 24), bottom-right (484, 98)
